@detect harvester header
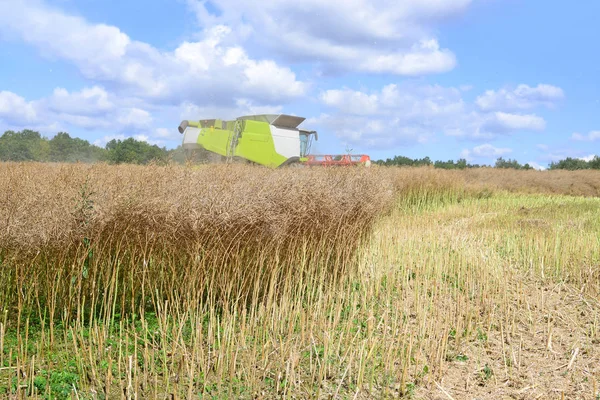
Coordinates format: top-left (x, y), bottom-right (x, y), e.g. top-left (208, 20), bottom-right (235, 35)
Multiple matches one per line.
top-left (178, 114), bottom-right (370, 168)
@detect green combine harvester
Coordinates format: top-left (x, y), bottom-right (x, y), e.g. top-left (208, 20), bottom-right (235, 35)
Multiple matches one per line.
top-left (178, 114), bottom-right (371, 168)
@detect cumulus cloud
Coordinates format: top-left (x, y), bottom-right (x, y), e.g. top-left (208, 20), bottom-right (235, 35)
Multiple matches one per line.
top-left (321, 84), bottom-right (466, 119)
top-left (320, 89), bottom-right (379, 115)
top-left (233, 99), bottom-right (283, 116)
top-left (571, 131), bottom-right (600, 141)
top-left (188, 0), bottom-right (470, 75)
top-left (116, 108), bottom-right (153, 130)
top-left (176, 98), bottom-right (284, 127)
top-left (472, 143), bottom-right (512, 157)
top-left (356, 39), bottom-right (456, 75)
top-left (479, 112), bottom-right (546, 134)
top-left (315, 82), bottom-right (550, 148)
top-left (0, 1), bottom-right (306, 107)
top-left (461, 143), bottom-right (512, 159)
top-left (476, 84), bottom-right (564, 111)
top-left (45, 86), bottom-right (114, 116)
top-left (0, 88), bottom-right (154, 134)
top-left (0, 91), bottom-right (38, 125)
top-left (313, 83), bottom-right (468, 148)
top-left (309, 113), bottom-right (433, 149)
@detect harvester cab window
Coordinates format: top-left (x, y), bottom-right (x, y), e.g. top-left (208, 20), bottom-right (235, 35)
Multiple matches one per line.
top-left (299, 130), bottom-right (316, 157)
top-left (300, 133), bottom-right (308, 157)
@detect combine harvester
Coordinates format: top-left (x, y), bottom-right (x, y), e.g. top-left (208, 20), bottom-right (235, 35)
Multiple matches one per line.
top-left (178, 114), bottom-right (371, 168)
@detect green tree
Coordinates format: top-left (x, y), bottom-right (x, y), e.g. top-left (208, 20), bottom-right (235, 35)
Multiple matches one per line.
top-left (49, 132), bottom-right (106, 162)
top-left (375, 154), bottom-right (482, 169)
top-left (548, 157), bottom-right (591, 170)
top-left (495, 157), bottom-right (525, 169)
top-left (106, 137), bottom-right (168, 165)
top-left (0, 129), bottom-right (49, 161)
top-left (589, 156), bottom-right (600, 169)
top-left (415, 156), bottom-right (433, 166)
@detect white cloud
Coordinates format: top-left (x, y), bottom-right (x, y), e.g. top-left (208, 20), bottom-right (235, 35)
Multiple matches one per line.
top-left (461, 143), bottom-right (513, 159)
top-left (154, 128), bottom-right (180, 141)
top-left (539, 149), bottom-right (598, 163)
top-left (116, 108), bottom-right (153, 130)
top-left (233, 99), bottom-right (283, 116)
top-left (320, 83), bottom-right (465, 119)
top-left (93, 134), bottom-right (127, 147)
top-left (53, 114), bottom-right (111, 130)
top-left (310, 112), bottom-right (433, 149)
top-left (45, 86), bottom-right (114, 115)
top-left (178, 98), bottom-right (284, 122)
top-left (0, 87), bottom-right (156, 134)
top-left (313, 83), bottom-right (467, 148)
top-left (356, 39), bottom-right (456, 75)
top-left (0, 1), bottom-right (306, 107)
top-left (476, 84), bottom-right (564, 111)
top-left (461, 143), bottom-right (513, 161)
top-left (188, 0), bottom-right (470, 76)
top-left (242, 59), bottom-right (306, 101)
top-left (0, 91), bottom-right (37, 125)
top-left (315, 83), bottom-right (550, 148)
top-left (320, 89), bottom-right (379, 115)
top-left (480, 112), bottom-right (546, 133)
top-left (526, 161), bottom-right (547, 170)
top-left (544, 153), bottom-right (567, 162)
top-left (578, 154), bottom-right (597, 162)
top-left (571, 131), bottom-right (600, 142)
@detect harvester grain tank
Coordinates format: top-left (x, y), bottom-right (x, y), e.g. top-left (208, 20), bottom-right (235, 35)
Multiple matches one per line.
top-left (178, 114), bottom-right (371, 168)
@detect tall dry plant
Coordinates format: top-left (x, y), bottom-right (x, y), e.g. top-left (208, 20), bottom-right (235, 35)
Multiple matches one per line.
top-left (1, 163), bottom-right (395, 328)
top-left (1, 163), bottom-right (598, 327)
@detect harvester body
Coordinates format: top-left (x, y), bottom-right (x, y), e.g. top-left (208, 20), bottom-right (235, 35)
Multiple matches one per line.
top-left (178, 114), bottom-right (370, 168)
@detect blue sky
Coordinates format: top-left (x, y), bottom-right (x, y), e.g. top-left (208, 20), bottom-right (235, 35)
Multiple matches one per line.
top-left (0, 0), bottom-right (599, 168)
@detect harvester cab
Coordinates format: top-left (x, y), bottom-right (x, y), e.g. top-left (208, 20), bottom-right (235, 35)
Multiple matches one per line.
top-left (178, 114), bottom-right (369, 168)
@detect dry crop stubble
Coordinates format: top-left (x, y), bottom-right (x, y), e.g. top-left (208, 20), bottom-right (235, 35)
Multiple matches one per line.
top-left (402, 194), bottom-right (600, 399)
top-left (0, 162), bottom-right (599, 398)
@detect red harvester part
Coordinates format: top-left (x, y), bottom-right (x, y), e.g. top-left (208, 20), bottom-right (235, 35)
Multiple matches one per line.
top-left (304, 154), bottom-right (371, 166)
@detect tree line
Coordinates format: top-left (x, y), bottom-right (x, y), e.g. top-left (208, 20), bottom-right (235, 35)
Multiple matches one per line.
top-left (1, 129), bottom-right (598, 170)
top-left (0, 129), bottom-right (208, 165)
top-left (376, 154), bottom-right (600, 170)
top-left (374, 155), bottom-right (538, 169)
